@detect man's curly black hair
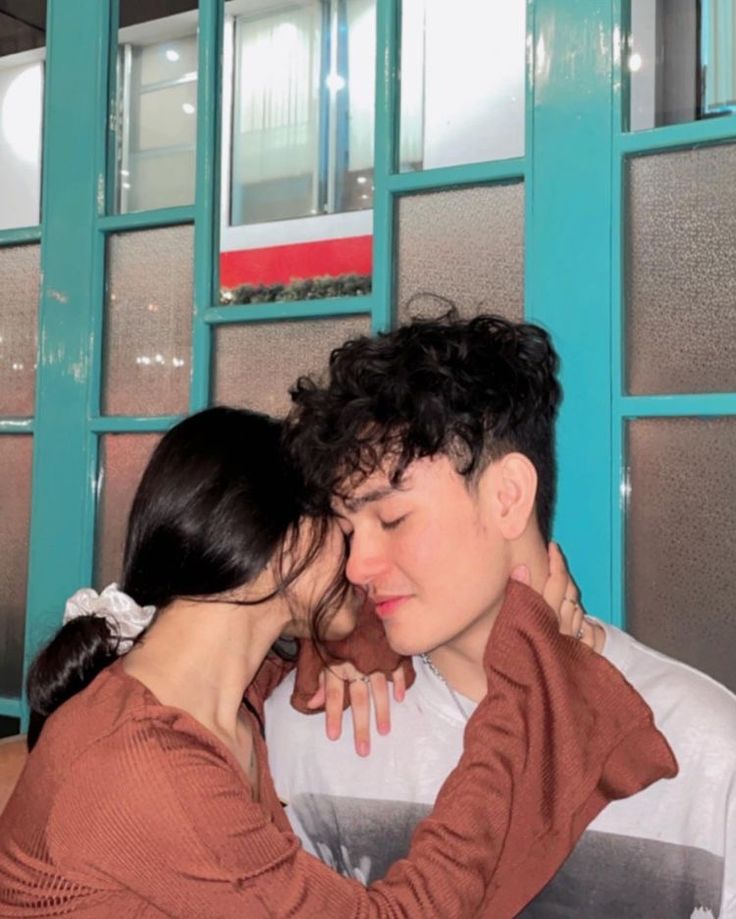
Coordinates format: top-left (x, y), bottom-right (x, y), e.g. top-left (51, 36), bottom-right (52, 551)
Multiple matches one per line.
top-left (285, 311), bottom-right (562, 541)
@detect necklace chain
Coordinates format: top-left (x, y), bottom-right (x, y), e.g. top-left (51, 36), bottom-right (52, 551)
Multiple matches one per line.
top-left (419, 652), bottom-right (471, 723)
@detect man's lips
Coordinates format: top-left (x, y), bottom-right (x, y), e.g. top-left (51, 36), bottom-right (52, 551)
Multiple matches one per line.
top-left (373, 596), bottom-right (409, 619)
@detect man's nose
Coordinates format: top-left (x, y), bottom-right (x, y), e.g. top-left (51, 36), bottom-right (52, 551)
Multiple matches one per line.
top-left (344, 530), bottom-right (388, 588)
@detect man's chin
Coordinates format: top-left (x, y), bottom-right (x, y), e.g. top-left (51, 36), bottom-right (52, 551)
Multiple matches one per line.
top-left (380, 622), bottom-right (429, 658)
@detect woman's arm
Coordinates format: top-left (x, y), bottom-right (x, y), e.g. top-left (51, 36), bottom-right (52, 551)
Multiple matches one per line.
top-left (57, 581), bottom-right (675, 918)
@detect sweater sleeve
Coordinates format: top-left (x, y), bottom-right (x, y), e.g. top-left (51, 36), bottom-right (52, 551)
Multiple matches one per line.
top-left (49, 581), bottom-right (676, 919)
top-left (290, 597), bottom-right (415, 714)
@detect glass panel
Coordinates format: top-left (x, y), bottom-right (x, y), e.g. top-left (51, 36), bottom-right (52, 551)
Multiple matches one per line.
top-left (103, 225), bottom-right (193, 416)
top-left (213, 315), bottom-right (371, 416)
top-left (627, 418), bottom-right (736, 693)
top-left (95, 434), bottom-right (160, 589)
top-left (0, 244), bottom-right (39, 416)
top-left (114, 1), bottom-right (199, 214)
top-left (396, 184), bottom-right (524, 324)
top-left (629, 0), bottom-right (736, 131)
top-left (399, 0), bottom-right (525, 171)
top-left (0, 1), bottom-right (46, 229)
top-left (0, 436), bottom-right (33, 698)
top-left (219, 0), bottom-right (375, 303)
top-left (626, 145), bottom-right (736, 395)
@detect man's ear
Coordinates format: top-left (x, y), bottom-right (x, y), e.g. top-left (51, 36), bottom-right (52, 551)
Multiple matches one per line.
top-left (479, 453), bottom-right (538, 540)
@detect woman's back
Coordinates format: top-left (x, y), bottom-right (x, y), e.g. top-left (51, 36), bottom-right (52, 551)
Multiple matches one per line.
top-left (0, 662), bottom-right (294, 918)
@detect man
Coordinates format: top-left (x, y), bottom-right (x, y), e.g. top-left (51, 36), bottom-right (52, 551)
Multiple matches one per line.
top-left (267, 313), bottom-right (736, 917)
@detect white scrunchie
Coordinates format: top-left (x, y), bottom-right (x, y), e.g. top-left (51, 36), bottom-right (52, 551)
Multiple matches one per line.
top-left (63, 584), bottom-right (156, 654)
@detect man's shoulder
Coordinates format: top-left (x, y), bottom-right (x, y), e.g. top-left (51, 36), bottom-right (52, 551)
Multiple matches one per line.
top-left (603, 623), bottom-right (736, 749)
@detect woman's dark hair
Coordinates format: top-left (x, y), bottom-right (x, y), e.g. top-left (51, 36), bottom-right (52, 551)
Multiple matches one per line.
top-left (286, 309), bottom-right (562, 541)
top-left (26, 407), bottom-right (344, 750)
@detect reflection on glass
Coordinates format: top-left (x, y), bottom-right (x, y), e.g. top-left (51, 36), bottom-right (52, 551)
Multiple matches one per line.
top-left (220, 0), bottom-right (375, 304)
top-left (0, 435), bottom-right (33, 698)
top-left (629, 0), bottom-right (736, 131)
top-left (399, 0), bottom-right (525, 171)
top-left (0, 2), bottom-right (46, 230)
top-left (114, 1), bottom-right (199, 213)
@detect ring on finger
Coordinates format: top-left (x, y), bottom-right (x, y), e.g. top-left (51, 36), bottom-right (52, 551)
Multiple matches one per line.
top-left (575, 622), bottom-right (585, 640)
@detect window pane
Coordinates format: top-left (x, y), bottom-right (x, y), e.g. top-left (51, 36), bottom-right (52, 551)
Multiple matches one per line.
top-left (395, 184), bottom-right (524, 324)
top-left (0, 243), bottom-right (39, 416)
top-left (230, 3), bottom-right (322, 226)
top-left (0, 436), bottom-right (33, 698)
top-left (626, 145), bottom-right (736, 395)
top-left (220, 0), bottom-right (375, 303)
top-left (103, 225), bottom-right (193, 416)
top-left (95, 434), bottom-right (159, 589)
top-left (628, 0), bottom-right (736, 131)
top-left (0, 2), bottom-right (46, 230)
top-left (399, 0), bottom-right (525, 171)
top-left (114, 1), bottom-right (198, 214)
top-left (213, 315), bottom-right (371, 416)
top-left (627, 418), bottom-right (736, 693)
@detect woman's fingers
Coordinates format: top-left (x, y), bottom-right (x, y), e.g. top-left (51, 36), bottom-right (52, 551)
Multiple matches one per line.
top-left (306, 670), bottom-right (326, 710)
top-left (347, 678), bottom-right (371, 756)
top-left (369, 672), bottom-right (391, 736)
top-left (318, 662), bottom-right (402, 753)
top-left (391, 663), bottom-right (407, 703)
top-left (543, 542), bottom-right (572, 625)
top-left (324, 668), bottom-right (347, 741)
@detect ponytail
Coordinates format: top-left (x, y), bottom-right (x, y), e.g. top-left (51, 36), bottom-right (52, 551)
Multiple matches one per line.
top-left (26, 617), bottom-right (119, 750)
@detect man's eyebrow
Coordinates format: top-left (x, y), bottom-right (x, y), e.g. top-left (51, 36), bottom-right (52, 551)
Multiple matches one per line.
top-left (342, 485), bottom-right (396, 512)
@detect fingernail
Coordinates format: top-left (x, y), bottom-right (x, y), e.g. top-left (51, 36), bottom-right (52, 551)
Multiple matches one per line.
top-left (358, 740), bottom-right (369, 757)
top-left (377, 721), bottom-right (390, 735)
top-left (327, 726), bottom-right (339, 741)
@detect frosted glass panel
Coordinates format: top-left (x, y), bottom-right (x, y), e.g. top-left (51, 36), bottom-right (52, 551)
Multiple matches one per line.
top-left (213, 316), bottom-right (371, 416)
top-left (0, 3), bottom-right (46, 229)
top-left (626, 145), bottom-right (736, 394)
top-left (396, 184), bottom-right (524, 323)
top-left (0, 436), bottom-right (33, 697)
top-left (399, 0), bottom-right (525, 170)
top-left (96, 434), bottom-right (160, 589)
top-left (0, 244), bottom-right (39, 416)
top-left (103, 225), bottom-right (193, 416)
top-left (627, 418), bottom-right (736, 693)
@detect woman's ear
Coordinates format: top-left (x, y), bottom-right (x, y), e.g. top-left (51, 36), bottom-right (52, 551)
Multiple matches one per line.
top-left (479, 453), bottom-right (538, 540)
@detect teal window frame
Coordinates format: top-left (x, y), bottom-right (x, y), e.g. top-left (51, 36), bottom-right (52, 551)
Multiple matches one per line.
top-left (4, 0), bottom-right (736, 727)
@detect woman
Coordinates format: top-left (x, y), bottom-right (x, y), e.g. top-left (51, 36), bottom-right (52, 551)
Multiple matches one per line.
top-left (0, 407), bottom-right (674, 917)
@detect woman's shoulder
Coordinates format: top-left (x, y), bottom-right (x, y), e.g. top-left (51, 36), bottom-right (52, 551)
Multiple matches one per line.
top-left (35, 663), bottom-right (231, 791)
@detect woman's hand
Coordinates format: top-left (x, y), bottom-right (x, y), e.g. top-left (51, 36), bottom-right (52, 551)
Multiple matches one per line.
top-left (306, 662), bottom-right (407, 756)
top-left (511, 542), bottom-right (598, 649)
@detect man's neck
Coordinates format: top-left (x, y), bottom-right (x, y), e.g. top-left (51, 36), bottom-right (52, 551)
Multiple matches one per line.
top-left (427, 542), bottom-right (550, 702)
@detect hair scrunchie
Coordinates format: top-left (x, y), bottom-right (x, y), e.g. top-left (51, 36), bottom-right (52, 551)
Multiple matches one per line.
top-left (63, 584), bottom-right (155, 653)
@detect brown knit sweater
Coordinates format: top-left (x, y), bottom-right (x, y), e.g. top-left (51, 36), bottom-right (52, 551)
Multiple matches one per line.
top-left (0, 582), bottom-right (676, 918)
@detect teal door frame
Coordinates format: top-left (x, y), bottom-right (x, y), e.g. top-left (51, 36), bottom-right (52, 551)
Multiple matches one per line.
top-left (2, 0), bottom-right (736, 727)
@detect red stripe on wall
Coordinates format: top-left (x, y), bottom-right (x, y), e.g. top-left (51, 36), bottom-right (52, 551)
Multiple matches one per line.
top-left (220, 235), bottom-right (373, 288)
